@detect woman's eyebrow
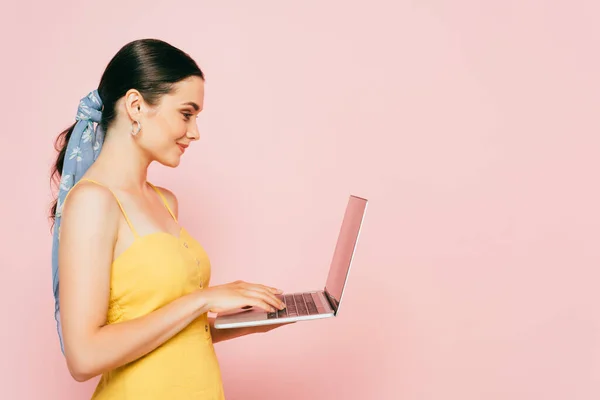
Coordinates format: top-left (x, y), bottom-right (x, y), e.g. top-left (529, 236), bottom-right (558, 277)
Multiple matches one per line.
top-left (181, 101), bottom-right (200, 111)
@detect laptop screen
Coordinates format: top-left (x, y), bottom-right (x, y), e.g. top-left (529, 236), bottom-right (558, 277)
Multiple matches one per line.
top-left (323, 195), bottom-right (368, 314)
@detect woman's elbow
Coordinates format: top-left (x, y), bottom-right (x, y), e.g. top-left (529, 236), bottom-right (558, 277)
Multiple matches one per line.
top-left (70, 369), bottom-right (92, 383)
top-left (65, 347), bottom-right (97, 382)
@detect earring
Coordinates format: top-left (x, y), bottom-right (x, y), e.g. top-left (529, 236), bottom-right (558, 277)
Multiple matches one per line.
top-left (131, 120), bottom-right (141, 136)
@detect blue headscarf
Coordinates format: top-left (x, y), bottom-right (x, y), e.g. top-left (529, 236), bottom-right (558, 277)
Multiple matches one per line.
top-left (51, 90), bottom-right (104, 354)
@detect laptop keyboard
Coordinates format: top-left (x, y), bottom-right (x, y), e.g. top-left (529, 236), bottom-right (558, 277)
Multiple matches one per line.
top-left (267, 292), bottom-right (320, 319)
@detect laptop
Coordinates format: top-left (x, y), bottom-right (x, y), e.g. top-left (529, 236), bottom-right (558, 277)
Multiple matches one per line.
top-left (213, 194), bottom-right (368, 329)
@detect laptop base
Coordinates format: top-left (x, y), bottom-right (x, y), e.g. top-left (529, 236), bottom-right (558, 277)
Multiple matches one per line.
top-left (214, 290), bottom-right (335, 329)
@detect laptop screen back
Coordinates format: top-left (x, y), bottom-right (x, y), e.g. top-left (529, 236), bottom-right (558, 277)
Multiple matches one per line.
top-left (323, 195), bottom-right (368, 314)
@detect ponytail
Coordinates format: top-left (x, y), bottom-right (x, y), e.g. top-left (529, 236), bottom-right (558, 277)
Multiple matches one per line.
top-left (49, 122), bottom-right (76, 230)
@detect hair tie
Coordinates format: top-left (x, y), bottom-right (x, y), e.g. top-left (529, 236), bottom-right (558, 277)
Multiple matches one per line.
top-left (51, 89), bottom-right (104, 354)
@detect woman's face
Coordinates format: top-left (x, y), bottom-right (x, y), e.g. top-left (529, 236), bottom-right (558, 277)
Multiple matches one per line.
top-left (132, 76), bottom-right (205, 167)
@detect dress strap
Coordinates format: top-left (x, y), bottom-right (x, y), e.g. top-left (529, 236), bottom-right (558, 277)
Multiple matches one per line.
top-left (78, 178), bottom-right (139, 238)
top-left (147, 182), bottom-right (178, 223)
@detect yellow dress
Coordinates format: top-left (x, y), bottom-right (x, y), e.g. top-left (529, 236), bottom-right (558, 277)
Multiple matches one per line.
top-left (68, 179), bottom-right (225, 399)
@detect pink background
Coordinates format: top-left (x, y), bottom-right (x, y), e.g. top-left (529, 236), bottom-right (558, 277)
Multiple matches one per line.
top-left (2, 1), bottom-right (600, 399)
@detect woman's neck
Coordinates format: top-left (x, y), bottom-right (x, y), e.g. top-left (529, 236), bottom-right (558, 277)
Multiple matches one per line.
top-left (87, 130), bottom-right (151, 193)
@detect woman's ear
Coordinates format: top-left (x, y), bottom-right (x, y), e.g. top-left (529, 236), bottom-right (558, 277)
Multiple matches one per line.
top-left (123, 89), bottom-right (144, 120)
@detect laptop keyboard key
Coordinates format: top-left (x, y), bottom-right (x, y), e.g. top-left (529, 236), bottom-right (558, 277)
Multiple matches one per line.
top-left (303, 293), bottom-right (319, 315)
top-left (277, 292), bottom-right (323, 317)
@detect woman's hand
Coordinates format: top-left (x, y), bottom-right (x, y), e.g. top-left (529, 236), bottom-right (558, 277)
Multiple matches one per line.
top-left (202, 280), bottom-right (286, 314)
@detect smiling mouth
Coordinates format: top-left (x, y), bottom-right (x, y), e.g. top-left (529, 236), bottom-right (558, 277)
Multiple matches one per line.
top-left (177, 144), bottom-right (188, 153)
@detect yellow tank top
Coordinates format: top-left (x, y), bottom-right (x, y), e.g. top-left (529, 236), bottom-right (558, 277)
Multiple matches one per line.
top-left (68, 178), bottom-right (225, 400)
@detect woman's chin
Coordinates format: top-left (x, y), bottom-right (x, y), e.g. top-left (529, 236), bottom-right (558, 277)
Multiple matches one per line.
top-left (157, 155), bottom-right (182, 168)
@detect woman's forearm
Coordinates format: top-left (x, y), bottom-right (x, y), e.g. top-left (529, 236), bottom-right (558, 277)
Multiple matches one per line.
top-left (65, 290), bottom-right (211, 382)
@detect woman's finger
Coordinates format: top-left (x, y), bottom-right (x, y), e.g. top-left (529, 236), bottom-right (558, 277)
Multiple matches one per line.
top-left (268, 286), bottom-right (283, 294)
top-left (257, 284), bottom-right (283, 294)
top-left (243, 289), bottom-right (283, 310)
top-left (250, 298), bottom-right (274, 312)
top-left (241, 281), bottom-right (282, 294)
top-left (252, 283), bottom-right (284, 298)
top-left (244, 286), bottom-right (285, 309)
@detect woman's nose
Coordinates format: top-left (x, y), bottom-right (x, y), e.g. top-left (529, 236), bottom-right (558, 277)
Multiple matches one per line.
top-left (187, 123), bottom-right (200, 140)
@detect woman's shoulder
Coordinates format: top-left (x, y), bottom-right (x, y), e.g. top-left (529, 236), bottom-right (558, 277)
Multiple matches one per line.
top-left (64, 179), bottom-right (121, 214)
top-left (60, 179), bottom-right (122, 236)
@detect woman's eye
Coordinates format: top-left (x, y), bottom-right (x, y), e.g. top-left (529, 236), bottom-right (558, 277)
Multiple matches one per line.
top-left (183, 113), bottom-right (193, 120)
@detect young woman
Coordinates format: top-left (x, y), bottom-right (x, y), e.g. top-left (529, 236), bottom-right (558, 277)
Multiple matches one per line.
top-left (49, 38), bottom-right (288, 399)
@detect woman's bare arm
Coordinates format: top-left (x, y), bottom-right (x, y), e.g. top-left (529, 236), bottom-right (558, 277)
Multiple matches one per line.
top-left (58, 182), bottom-right (211, 382)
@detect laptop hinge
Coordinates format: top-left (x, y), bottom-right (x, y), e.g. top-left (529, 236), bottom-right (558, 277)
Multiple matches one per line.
top-left (323, 288), bottom-right (338, 314)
